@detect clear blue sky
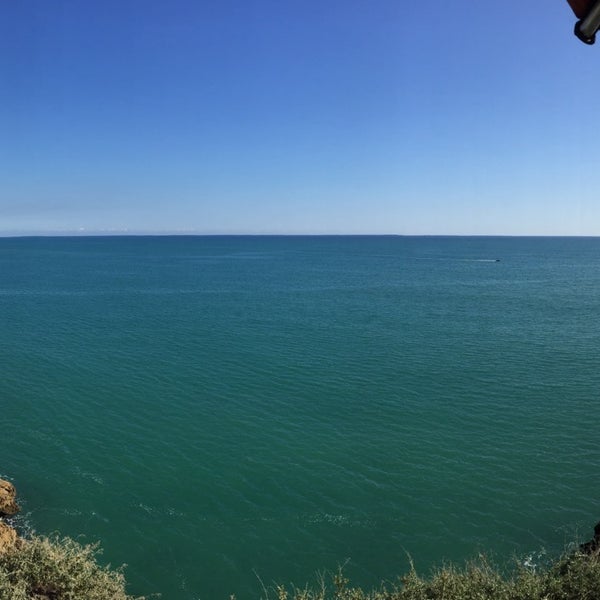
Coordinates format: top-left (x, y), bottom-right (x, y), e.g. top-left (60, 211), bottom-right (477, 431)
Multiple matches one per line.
top-left (1, 0), bottom-right (598, 235)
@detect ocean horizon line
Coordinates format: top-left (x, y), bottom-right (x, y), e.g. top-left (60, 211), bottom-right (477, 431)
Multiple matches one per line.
top-left (1, 232), bottom-right (600, 239)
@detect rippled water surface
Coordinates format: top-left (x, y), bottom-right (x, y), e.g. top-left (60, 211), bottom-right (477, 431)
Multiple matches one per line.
top-left (1, 236), bottom-right (599, 599)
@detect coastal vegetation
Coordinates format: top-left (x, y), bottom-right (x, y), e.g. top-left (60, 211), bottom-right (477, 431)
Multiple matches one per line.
top-left (0, 478), bottom-right (140, 599)
top-left (2, 536), bottom-right (600, 600)
top-left (270, 550), bottom-right (600, 600)
top-left (0, 535), bottom-right (143, 600)
top-left (3, 478), bottom-right (600, 599)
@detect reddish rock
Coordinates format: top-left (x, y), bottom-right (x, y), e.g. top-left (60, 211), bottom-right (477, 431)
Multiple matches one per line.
top-left (0, 479), bottom-right (19, 516)
top-left (0, 521), bottom-right (18, 553)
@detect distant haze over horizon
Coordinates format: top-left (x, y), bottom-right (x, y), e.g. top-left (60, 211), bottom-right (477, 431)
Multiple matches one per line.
top-left (2, 1), bottom-right (599, 236)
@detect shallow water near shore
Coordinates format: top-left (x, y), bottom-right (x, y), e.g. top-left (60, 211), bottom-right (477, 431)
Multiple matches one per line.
top-left (1, 235), bottom-right (599, 599)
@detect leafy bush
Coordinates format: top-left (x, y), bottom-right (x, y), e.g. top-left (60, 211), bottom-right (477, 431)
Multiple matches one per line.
top-left (0, 535), bottom-right (143, 600)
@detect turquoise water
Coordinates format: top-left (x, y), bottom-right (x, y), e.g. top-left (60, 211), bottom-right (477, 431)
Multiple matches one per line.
top-left (1, 235), bottom-right (599, 599)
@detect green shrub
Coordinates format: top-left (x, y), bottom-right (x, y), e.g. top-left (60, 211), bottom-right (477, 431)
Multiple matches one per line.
top-left (0, 535), bottom-right (143, 600)
top-left (270, 551), bottom-right (600, 600)
top-left (2, 534), bottom-right (599, 600)
top-left (542, 551), bottom-right (600, 600)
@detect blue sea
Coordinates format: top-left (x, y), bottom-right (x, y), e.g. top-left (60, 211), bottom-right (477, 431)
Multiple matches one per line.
top-left (1, 235), bottom-right (599, 599)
